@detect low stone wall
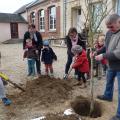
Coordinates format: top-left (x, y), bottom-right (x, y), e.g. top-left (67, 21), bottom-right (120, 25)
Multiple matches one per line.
top-left (2, 39), bottom-right (23, 44)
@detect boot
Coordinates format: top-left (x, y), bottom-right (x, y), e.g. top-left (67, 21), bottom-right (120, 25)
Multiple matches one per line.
top-left (2, 98), bottom-right (12, 106)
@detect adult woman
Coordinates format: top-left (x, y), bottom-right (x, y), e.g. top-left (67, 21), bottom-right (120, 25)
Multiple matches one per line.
top-left (64, 27), bottom-right (86, 78)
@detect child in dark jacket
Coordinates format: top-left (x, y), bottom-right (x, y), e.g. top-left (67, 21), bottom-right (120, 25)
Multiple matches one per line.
top-left (41, 40), bottom-right (57, 76)
top-left (71, 45), bottom-right (89, 88)
top-left (23, 39), bottom-right (38, 76)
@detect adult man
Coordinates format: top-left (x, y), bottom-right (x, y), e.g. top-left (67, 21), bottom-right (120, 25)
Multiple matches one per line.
top-left (23, 24), bottom-right (43, 76)
top-left (95, 14), bottom-right (120, 120)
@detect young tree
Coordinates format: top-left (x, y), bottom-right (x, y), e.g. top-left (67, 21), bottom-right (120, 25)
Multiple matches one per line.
top-left (81, 0), bottom-right (113, 114)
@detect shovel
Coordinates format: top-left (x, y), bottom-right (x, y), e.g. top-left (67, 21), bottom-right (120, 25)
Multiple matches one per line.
top-left (0, 72), bottom-right (25, 92)
top-left (0, 52), bottom-right (1, 67)
top-left (64, 67), bottom-right (73, 80)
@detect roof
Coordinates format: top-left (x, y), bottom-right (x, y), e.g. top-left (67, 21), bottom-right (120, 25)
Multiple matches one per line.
top-left (14, 3), bottom-right (30, 14)
top-left (26, 0), bottom-right (46, 8)
top-left (0, 13), bottom-right (27, 23)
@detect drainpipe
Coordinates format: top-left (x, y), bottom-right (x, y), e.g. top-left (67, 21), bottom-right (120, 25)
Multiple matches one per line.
top-left (63, 0), bottom-right (67, 37)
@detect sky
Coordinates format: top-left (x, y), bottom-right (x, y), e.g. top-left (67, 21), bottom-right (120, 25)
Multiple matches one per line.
top-left (0, 0), bottom-right (34, 13)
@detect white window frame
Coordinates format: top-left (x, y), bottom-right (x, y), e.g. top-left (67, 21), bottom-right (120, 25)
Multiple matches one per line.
top-left (31, 12), bottom-right (35, 24)
top-left (39, 9), bottom-right (45, 32)
top-left (49, 6), bottom-right (56, 31)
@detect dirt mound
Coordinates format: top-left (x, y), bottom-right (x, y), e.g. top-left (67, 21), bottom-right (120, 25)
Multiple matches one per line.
top-left (9, 76), bottom-right (73, 108)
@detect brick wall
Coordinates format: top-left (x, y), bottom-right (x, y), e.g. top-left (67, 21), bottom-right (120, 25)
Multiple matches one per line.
top-left (43, 6), bottom-right (60, 39)
top-left (27, 0), bottom-right (61, 39)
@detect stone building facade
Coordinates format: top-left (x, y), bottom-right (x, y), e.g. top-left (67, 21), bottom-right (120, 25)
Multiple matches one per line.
top-left (61, 0), bottom-right (120, 35)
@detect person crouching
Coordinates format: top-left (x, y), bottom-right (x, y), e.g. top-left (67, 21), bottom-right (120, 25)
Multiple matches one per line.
top-left (71, 45), bottom-right (89, 88)
top-left (41, 40), bottom-right (57, 77)
top-left (0, 77), bottom-right (12, 106)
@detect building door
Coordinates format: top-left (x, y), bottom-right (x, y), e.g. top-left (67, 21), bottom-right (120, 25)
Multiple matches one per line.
top-left (10, 23), bottom-right (18, 38)
top-left (72, 8), bottom-right (84, 33)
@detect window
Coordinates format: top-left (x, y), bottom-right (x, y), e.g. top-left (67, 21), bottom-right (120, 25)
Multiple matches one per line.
top-left (39, 9), bottom-right (45, 31)
top-left (92, 2), bottom-right (104, 32)
top-left (31, 12), bottom-right (35, 24)
top-left (116, 0), bottom-right (120, 15)
top-left (49, 6), bottom-right (56, 30)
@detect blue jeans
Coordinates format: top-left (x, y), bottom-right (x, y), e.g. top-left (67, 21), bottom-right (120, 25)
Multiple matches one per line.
top-left (104, 69), bottom-right (120, 117)
top-left (0, 78), bottom-right (6, 99)
top-left (27, 59), bottom-right (35, 76)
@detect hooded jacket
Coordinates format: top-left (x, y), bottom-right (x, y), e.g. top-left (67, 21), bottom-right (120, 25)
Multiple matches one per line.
top-left (72, 50), bottom-right (89, 73)
top-left (41, 47), bottom-right (57, 64)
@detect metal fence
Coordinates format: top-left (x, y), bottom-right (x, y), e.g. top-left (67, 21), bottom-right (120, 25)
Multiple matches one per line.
top-left (48, 38), bottom-right (66, 47)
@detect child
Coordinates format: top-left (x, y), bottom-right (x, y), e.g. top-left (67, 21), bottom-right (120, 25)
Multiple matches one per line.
top-left (41, 40), bottom-right (57, 76)
top-left (0, 77), bottom-right (11, 105)
top-left (94, 35), bottom-right (107, 78)
top-left (71, 45), bottom-right (89, 88)
top-left (23, 39), bottom-right (38, 76)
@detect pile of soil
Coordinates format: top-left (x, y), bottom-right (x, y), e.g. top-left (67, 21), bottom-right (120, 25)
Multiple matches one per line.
top-left (9, 76), bottom-right (73, 108)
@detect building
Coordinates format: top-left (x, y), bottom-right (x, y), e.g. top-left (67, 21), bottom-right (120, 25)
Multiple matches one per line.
top-left (26, 0), bottom-right (61, 39)
top-left (13, 0), bottom-right (120, 40)
top-left (62, 0), bottom-right (120, 35)
top-left (14, 3), bottom-right (30, 21)
top-left (0, 13), bottom-right (28, 42)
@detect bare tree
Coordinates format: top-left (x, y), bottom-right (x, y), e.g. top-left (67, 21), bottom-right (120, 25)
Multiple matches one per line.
top-left (63, 0), bottom-right (114, 115)
top-left (81, 0), bottom-right (113, 115)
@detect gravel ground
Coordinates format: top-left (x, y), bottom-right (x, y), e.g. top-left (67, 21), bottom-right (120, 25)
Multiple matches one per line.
top-left (0, 43), bottom-right (119, 120)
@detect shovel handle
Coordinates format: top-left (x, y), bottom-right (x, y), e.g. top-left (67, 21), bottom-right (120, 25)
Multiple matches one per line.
top-left (7, 80), bottom-right (25, 92)
top-left (0, 72), bottom-right (25, 92)
top-left (64, 67), bottom-right (72, 79)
